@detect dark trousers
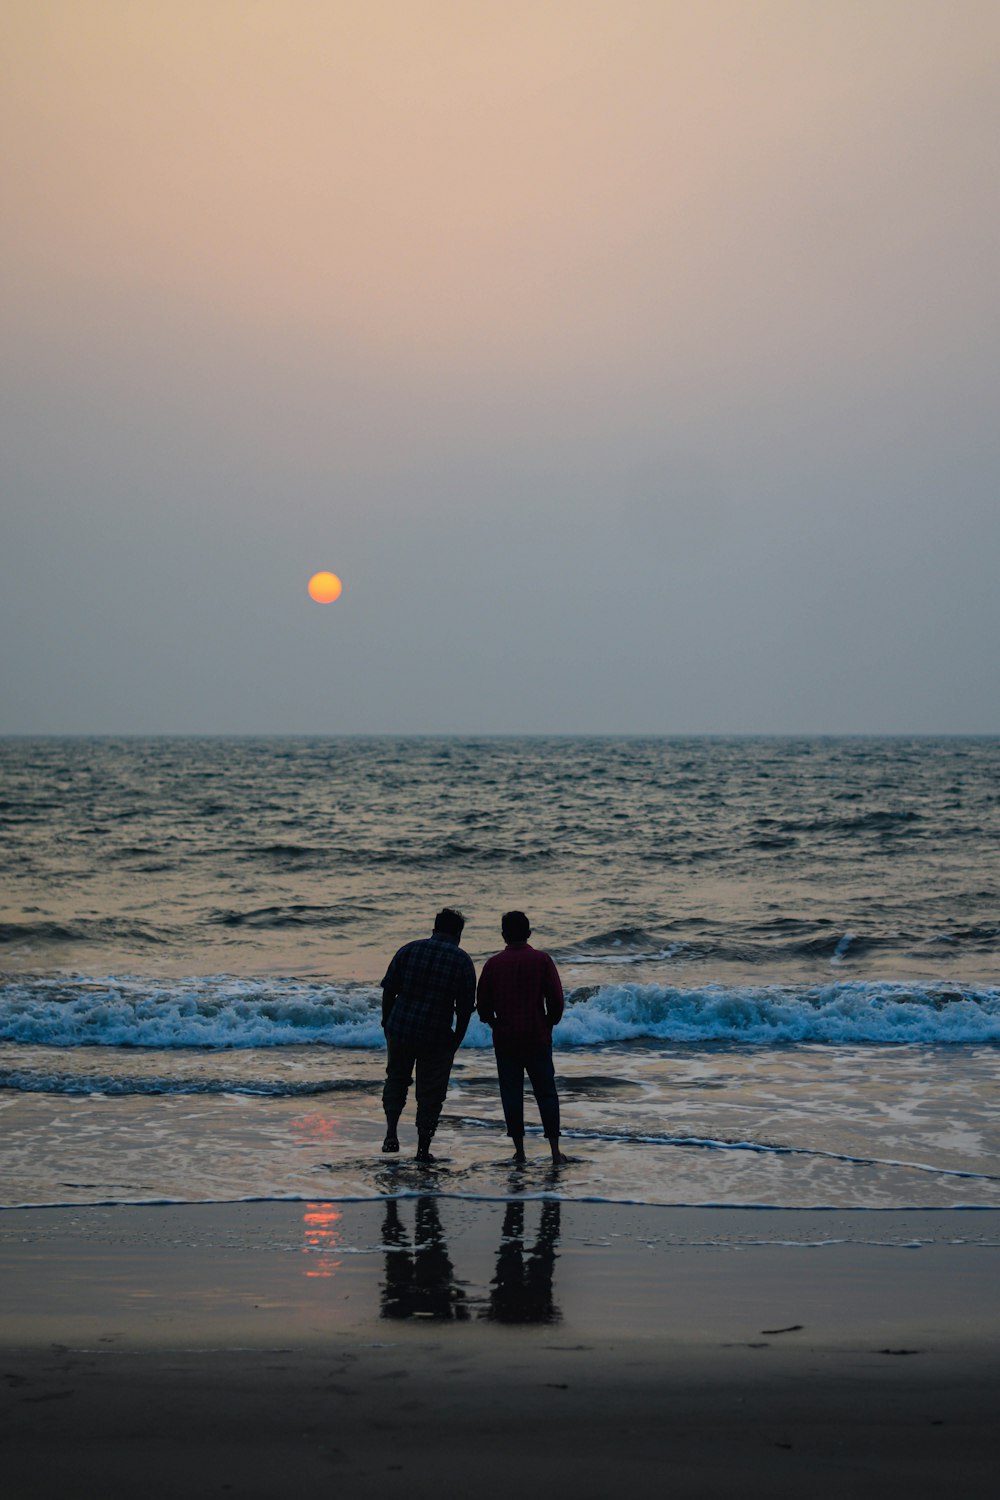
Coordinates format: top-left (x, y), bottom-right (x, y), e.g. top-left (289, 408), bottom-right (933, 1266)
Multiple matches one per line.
top-left (383, 1038), bottom-right (455, 1139)
top-left (494, 1043), bottom-right (560, 1140)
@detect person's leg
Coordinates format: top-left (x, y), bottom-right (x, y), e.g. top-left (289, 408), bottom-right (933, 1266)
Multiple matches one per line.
top-left (382, 1040), bottom-right (415, 1151)
top-left (494, 1048), bottom-right (527, 1161)
top-left (413, 1042), bottom-right (455, 1162)
top-left (524, 1045), bottom-right (566, 1164)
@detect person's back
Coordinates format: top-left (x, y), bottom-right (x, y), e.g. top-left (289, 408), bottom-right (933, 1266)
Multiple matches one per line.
top-left (381, 908), bottom-right (476, 1162)
top-left (477, 911), bottom-right (566, 1165)
top-left (477, 941), bottom-right (563, 1051)
top-left (383, 932), bottom-right (474, 1048)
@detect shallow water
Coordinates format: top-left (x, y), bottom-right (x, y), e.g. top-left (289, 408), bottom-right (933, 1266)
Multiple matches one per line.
top-left (2, 1040), bottom-right (998, 1211)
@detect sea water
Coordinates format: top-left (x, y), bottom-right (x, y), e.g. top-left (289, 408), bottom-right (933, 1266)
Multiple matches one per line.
top-left (2, 736), bottom-right (999, 1214)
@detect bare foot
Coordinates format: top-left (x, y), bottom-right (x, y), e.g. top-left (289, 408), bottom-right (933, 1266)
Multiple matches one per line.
top-left (550, 1150), bottom-right (568, 1166)
top-left (513, 1148), bottom-right (527, 1164)
top-left (381, 1133), bottom-right (399, 1154)
top-left (415, 1147), bottom-right (437, 1165)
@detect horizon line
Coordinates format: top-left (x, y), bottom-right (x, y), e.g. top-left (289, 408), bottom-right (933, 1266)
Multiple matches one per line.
top-left (2, 730), bottom-right (999, 742)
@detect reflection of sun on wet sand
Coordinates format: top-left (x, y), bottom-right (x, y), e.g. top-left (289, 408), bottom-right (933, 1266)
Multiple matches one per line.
top-left (302, 1203), bottom-right (342, 1278)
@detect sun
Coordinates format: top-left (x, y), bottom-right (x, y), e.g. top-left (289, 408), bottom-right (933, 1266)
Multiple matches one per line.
top-left (307, 571), bottom-right (343, 603)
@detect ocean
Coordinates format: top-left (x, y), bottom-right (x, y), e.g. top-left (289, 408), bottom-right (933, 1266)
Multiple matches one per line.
top-left (2, 735), bottom-right (999, 1218)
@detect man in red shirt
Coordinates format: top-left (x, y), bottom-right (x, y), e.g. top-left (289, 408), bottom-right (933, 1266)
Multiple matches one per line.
top-left (476, 911), bottom-right (567, 1166)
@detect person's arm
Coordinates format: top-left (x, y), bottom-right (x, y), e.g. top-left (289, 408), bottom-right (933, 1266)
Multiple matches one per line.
top-left (381, 954), bottom-right (400, 1031)
top-left (543, 955), bottom-right (564, 1027)
top-left (452, 960), bottom-right (477, 1048)
top-left (476, 962), bottom-right (495, 1028)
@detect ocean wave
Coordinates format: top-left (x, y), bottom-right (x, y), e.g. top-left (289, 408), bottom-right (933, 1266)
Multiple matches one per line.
top-left (0, 1068), bottom-right (372, 1097)
top-left (573, 926), bottom-right (662, 950)
top-left (558, 925), bottom-right (999, 967)
top-left (779, 809), bottom-right (922, 835)
top-left (0, 978), bottom-right (389, 1049)
top-left (234, 841), bottom-right (556, 869)
top-left (1, 977), bottom-right (999, 1049)
top-left (207, 903), bottom-right (383, 930)
top-left (556, 982), bottom-right (1000, 1045)
top-left (0, 919), bottom-right (170, 946)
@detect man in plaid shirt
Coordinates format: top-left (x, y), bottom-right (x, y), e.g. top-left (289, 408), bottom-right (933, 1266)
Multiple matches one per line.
top-left (381, 907), bottom-right (476, 1163)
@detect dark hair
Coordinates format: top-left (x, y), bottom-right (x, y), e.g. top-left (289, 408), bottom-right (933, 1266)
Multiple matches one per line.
top-left (501, 910), bottom-right (531, 943)
top-left (434, 907), bottom-right (465, 937)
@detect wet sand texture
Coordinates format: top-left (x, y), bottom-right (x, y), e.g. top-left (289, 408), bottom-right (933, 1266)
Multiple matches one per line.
top-left (3, 1201), bottom-right (1000, 1498)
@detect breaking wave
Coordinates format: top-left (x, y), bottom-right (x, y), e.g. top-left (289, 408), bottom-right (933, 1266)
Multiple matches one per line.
top-left (556, 981), bottom-right (1000, 1045)
top-left (1, 977), bottom-right (999, 1050)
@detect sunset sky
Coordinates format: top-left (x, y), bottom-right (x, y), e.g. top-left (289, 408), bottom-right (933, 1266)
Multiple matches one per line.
top-left (3, 0), bottom-right (998, 733)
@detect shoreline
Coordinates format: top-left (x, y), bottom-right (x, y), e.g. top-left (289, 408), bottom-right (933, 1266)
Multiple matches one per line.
top-left (3, 1201), bottom-right (1000, 1496)
top-left (6, 1191), bottom-right (1000, 1212)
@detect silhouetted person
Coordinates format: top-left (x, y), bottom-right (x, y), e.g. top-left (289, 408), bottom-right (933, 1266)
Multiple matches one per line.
top-left (380, 1197), bottom-right (469, 1320)
top-left (381, 907), bottom-right (476, 1163)
top-left (483, 1199), bottom-right (561, 1324)
top-left (477, 910), bottom-right (567, 1164)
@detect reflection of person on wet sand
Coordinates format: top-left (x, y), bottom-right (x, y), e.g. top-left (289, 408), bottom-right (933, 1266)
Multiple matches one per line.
top-left (483, 1199), bottom-right (561, 1324)
top-left (379, 1197), bottom-right (469, 1321)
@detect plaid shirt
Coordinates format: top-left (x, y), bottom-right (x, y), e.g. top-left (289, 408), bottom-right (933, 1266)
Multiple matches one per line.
top-left (476, 941), bottom-right (564, 1050)
top-left (381, 932), bottom-right (477, 1047)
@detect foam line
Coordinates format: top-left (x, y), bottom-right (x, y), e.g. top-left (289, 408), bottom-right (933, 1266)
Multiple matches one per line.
top-left (451, 1117), bottom-right (1000, 1181)
top-left (3, 1192), bottom-right (1000, 1214)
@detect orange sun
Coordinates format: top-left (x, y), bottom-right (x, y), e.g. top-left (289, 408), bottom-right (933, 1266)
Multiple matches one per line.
top-left (307, 571), bottom-right (343, 603)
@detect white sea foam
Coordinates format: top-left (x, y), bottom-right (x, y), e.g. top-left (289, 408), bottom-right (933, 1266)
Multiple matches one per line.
top-left (0, 977), bottom-right (388, 1049)
top-left (1, 976), bottom-right (999, 1048)
top-left (449, 1116), bottom-right (1000, 1182)
top-left (556, 980), bottom-right (1000, 1045)
top-left (4, 1191), bottom-right (1000, 1220)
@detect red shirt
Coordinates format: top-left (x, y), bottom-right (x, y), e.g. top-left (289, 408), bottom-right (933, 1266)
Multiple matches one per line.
top-left (476, 942), bottom-right (564, 1051)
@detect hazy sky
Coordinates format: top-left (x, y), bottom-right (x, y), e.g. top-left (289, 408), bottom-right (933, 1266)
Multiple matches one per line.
top-left (3, 0), bottom-right (998, 734)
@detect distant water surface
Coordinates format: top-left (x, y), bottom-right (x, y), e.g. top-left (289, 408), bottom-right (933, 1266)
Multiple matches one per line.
top-left (1, 736), bottom-right (998, 1212)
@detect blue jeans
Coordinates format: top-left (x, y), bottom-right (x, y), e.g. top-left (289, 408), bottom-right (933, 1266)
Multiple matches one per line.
top-left (494, 1043), bottom-right (560, 1141)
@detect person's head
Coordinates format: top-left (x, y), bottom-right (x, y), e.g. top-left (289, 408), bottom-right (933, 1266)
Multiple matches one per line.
top-left (501, 910), bottom-right (531, 944)
top-left (433, 907), bottom-right (465, 939)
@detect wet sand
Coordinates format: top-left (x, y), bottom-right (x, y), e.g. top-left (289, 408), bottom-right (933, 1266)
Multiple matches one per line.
top-left (3, 1200), bottom-right (1000, 1498)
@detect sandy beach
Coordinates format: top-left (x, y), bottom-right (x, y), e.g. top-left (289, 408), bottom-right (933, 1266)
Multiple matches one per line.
top-left (3, 1200), bottom-right (999, 1498)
